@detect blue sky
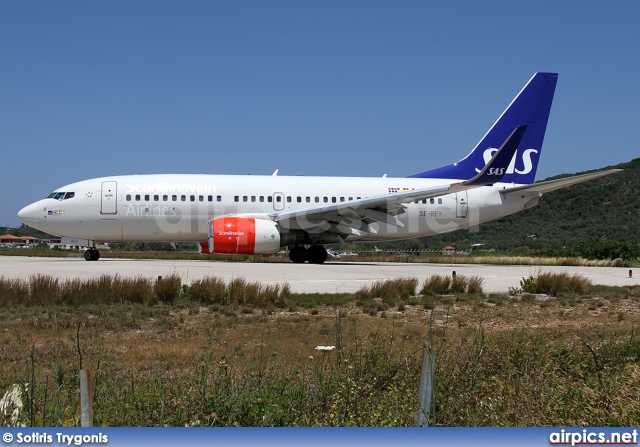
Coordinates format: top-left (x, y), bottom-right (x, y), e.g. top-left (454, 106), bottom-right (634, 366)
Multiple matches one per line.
top-left (2, 1), bottom-right (639, 226)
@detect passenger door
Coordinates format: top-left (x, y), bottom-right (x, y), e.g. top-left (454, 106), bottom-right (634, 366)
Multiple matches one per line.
top-left (101, 181), bottom-right (118, 214)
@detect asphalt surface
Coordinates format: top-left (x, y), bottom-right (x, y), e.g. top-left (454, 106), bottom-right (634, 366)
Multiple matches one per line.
top-left (1, 256), bottom-right (637, 294)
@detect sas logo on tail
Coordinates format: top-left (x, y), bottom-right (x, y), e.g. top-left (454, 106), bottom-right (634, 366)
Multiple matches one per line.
top-left (475, 148), bottom-right (538, 175)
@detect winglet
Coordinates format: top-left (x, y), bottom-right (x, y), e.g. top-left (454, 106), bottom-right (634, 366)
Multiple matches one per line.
top-left (457, 125), bottom-right (527, 187)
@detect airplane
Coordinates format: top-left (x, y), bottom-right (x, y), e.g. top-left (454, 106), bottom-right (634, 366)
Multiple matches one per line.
top-left (17, 72), bottom-right (620, 263)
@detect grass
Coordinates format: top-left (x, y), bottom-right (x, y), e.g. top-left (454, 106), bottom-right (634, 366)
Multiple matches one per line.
top-left (1, 275), bottom-right (640, 426)
top-left (517, 271), bottom-right (593, 296)
top-left (0, 274), bottom-right (290, 309)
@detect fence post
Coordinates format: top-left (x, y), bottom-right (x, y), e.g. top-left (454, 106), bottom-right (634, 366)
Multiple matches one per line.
top-left (416, 347), bottom-right (436, 427)
top-left (79, 369), bottom-right (93, 427)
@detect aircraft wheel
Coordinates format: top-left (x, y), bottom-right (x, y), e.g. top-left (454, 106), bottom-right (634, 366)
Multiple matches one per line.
top-left (84, 249), bottom-right (100, 261)
top-left (288, 246), bottom-right (308, 263)
top-left (307, 246), bottom-right (328, 264)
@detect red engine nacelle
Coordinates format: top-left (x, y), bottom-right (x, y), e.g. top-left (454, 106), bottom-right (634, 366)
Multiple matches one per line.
top-left (204, 217), bottom-right (281, 255)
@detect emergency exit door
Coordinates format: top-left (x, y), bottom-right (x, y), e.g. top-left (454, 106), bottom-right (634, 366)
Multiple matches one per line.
top-left (456, 191), bottom-right (468, 218)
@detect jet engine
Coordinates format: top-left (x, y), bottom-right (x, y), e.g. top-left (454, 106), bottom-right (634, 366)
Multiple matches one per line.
top-left (207, 217), bottom-right (281, 254)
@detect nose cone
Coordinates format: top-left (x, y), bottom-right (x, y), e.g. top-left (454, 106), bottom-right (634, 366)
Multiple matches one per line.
top-left (17, 202), bottom-right (43, 224)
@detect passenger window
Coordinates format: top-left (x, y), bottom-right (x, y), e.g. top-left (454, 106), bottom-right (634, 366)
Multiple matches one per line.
top-left (181, 195), bottom-right (186, 201)
top-left (268, 196), bottom-right (273, 203)
top-left (172, 195), bottom-right (177, 201)
top-left (340, 197), bottom-right (345, 202)
top-left (199, 195), bottom-right (204, 202)
top-left (154, 195), bottom-right (159, 201)
top-left (251, 196), bottom-right (256, 202)
top-left (216, 195), bottom-right (222, 202)
top-left (422, 199), bottom-right (427, 204)
top-left (145, 194), bottom-right (150, 201)
top-left (207, 195), bottom-right (212, 202)
top-left (297, 196), bottom-right (302, 203)
top-left (126, 194), bottom-right (131, 201)
top-left (190, 195), bottom-right (195, 202)
top-left (430, 198), bottom-right (435, 204)
top-left (306, 197), bottom-right (311, 203)
top-left (438, 198), bottom-right (442, 204)
top-left (234, 196), bottom-right (239, 202)
top-left (332, 197), bottom-right (336, 203)
top-left (163, 195), bottom-right (168, 201)
top-left (348, 197), bottom-right (353, 201)
top-left (243, 196), bottom-right (248, 202)
top-left (276, 196), bottom-right (281, 203)
top-left (287, 196), bottom-right (292, 202)
top-left (315, 197), bottom-right (320, 203)
top-left (135, 194), bottom-right (141, 201)
top-left (259, 196), bottom-right (264, 202)
top-left (323, 197), bottom-right (328, 203)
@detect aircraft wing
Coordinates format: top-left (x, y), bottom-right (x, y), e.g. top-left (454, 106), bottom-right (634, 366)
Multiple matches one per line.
top-left (500, 169), bottom-right (622, 195)
top-left (274, 126), bottom-right (526, 240)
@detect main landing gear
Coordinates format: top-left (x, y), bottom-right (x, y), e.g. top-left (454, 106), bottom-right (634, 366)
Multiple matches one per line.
top-left (288, 245), bottom-right (328, 264)
top-left (83, 247), bottom-right (100, 261)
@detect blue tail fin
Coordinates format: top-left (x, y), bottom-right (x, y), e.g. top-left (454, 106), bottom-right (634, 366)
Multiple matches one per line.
top-left (409, 72), bottom-right (558, 184)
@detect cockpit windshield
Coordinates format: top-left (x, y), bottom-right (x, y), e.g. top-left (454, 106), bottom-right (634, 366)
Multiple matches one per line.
top-left (46, 192), bottom-right (75, 201)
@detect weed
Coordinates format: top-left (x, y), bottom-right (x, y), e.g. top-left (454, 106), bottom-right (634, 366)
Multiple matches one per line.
top-left (421, 275), bottom-right (452, 295)
top-left (189, 276), bottom-right (229, 304)
top-left (356, 278), bottom-right (418, 304)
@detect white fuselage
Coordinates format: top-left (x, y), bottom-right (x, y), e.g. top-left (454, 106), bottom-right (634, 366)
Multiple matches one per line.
top-left (18, 174), bottom-right (536, 245)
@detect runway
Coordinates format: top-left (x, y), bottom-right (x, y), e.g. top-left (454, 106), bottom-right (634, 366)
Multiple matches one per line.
top-left (1, 256), bottom-right (637, 294)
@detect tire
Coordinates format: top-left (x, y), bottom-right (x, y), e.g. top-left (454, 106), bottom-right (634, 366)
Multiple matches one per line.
top-left (84, 249), bottom-right (100, 261)
top-left (307, 246), bottom-right (328, 264)
top-left (288, 246), bottom-right (308, 263)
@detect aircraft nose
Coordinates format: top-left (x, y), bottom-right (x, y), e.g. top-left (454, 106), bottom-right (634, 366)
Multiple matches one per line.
top-left (17, 203), bottom-right (43, 224)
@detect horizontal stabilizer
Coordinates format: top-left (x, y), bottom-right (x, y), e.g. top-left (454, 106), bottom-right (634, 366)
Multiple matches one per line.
top-left (501, 169), bottom-right (622, 195)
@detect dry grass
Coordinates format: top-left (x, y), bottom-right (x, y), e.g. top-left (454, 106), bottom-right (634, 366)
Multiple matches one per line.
top-left (1, 275), bottom-right (640, 427)
top-left (518, 271), bottom-right (592, 296)
top-left (421, 274), bottom-right (484, 295)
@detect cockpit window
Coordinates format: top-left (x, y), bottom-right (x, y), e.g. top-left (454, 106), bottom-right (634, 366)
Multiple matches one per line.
top-left (47, 192), bottom-right (75, 200)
